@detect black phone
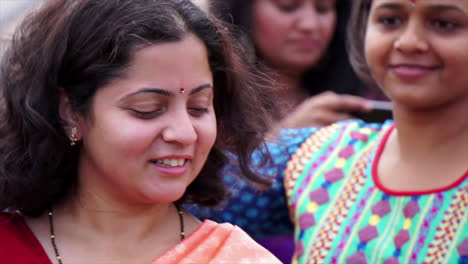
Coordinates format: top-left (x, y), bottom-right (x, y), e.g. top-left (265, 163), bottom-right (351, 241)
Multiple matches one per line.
top-left (352, 100), bottom-right (393, 123)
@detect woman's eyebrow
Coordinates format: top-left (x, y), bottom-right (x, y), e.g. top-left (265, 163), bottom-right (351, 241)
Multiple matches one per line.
top-left (119, 83), bottom-right (213, 101)
top-left (189, 83), bottom-right (213, 95)
top-left (120, 88), bottom-right (172, 101)
top-left (426, 4), bottom-right (468, 15)
top-left (374, 2), bottom-right (468, 15)
top-left (374, 3), bottom-right (404, 11)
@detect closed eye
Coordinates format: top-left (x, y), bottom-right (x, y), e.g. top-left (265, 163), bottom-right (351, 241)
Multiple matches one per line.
top-left (130, 109), bottom-right (164, 119)
top-left (274, 0), bottom-right (301, 13)
top-left (188, 108), bottom-right (209, 117)
top-left (316, 2), bottom-right (334, 14)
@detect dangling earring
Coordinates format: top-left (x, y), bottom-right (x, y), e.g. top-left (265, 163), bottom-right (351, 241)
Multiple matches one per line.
top-left (69, 127), bottom-right (79, 146)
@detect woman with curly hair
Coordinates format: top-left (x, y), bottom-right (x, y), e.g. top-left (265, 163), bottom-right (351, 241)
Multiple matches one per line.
top-left (0, 0), bottom-right (281, 263)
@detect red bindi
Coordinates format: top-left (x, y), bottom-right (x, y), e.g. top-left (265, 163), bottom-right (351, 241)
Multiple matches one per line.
top-left (179, 88), bottom-right (185, 94)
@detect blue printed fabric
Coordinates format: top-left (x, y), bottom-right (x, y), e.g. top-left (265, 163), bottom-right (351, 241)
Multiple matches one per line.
top-left (188, 127), bottom-right (318, 238)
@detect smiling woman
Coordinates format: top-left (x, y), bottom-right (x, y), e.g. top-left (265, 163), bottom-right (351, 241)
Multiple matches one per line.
top-left (71, 35), bottom-right (218, 205)
top-left (0, 0), bottom-right (280, 263)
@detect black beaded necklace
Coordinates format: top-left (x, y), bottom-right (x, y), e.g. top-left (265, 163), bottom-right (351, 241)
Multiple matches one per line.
top-left (47, 204), bottom-right (185, 264)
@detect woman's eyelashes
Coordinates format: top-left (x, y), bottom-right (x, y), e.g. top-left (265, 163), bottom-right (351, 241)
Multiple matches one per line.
top-left (187, 95), bottom-right (213, 117)
top-left (316, 5), bottom-right (333, 14)
top-left (374, 10), bottom-right (404, 29)
top-left (316, 0), bottom-right (335, 14)
top-left (188, 107), bottom-right (210, 117)
top-left (277, 4), bottom-right (300, 12)
top-left (129, 107), bottom-right (165, 119)
top-left (125, 105), bottom-right (210, 120)
top-left (274, 0), bottom-right (334, 14)
top-left (429, 18), bottom-right (461, 33)
top-left (274, 0), bottom-right (301, 12)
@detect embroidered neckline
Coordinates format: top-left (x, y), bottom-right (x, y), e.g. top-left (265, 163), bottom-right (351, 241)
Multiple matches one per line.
top-left (372, 125), bottom-right (468, 196)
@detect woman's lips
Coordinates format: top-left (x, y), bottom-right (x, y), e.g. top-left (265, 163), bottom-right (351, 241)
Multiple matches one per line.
top-left (150, 160), bottom-right (189, 176)
top-left (290, 39), bottom-right (320, 50)
top-left (390, 64), bottom-right (440, 79)
top-left (150, 157), bottom-right (191, 177)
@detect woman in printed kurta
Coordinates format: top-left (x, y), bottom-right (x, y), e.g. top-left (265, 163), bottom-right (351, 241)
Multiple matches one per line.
top-left (194, 119), bottom-right (468, 263)
top-left (285, 120), bottom-right (467, 263)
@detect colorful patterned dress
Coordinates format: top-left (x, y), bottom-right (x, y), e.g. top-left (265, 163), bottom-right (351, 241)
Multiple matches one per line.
top-left (286, 120), bottom-right (468, 264)
top-left (191, 120), bottom-right (468, 264)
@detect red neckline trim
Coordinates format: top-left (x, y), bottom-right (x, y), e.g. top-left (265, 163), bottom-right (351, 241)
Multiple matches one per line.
top-left (372, 124), bottom-right (468, 196)
top-left (2, 212), bottom-right (53, 264)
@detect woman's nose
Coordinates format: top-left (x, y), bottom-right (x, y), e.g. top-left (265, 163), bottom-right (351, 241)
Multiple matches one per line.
top-left (296, 7), bottom-right (320, 32)
top-left (161, 110), bottom-right (197, 146)
top-left (394, 20), bottom-right (429, 54)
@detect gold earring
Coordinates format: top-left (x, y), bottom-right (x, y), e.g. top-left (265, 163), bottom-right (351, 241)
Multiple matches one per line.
top-left (69, 127), bottom-right (78, 146)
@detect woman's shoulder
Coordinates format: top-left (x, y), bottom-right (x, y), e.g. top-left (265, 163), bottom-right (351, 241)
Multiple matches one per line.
top-left (284, 119), bottom-right (393, 197)
top-left (267, 120), bottom-right (392, 171)
top-left (0, 212), bottom-right (50, 263)
top-left (197, 220), bottom-right (283, 263)
top-left (153, 219), bottom-right (281, 263)
top-left (0, 211), bottom-right (25, 235)
top-left (284, 119), bottom-right (393, 166)
top-left (302, 119), bottom-right (393, 146)
top-left (326, 118), bottom-right (392, 133)
top-left (277, 119), bottom-right (392, 145)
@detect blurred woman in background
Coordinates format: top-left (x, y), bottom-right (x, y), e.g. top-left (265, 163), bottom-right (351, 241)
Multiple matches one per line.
top-left (212, 0), bottom-right (381, 127)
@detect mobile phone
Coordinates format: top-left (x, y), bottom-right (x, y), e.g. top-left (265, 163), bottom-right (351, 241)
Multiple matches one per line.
top-left (352, 100), bottom-right (393, 123)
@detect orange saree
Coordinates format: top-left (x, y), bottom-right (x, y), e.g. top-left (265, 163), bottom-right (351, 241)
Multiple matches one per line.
top-left (152, 220), bottom-right (282, 264)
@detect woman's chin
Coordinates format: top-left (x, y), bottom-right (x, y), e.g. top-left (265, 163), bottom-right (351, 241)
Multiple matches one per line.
top-left (140, 188), bottom-right (186, 205)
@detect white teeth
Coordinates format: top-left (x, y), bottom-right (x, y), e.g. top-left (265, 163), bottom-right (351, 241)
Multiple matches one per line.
top-left (154, 159), bottom-right (185, 167)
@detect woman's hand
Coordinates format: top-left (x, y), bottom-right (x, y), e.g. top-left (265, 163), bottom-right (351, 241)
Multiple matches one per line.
top-left (280, 91), bottom-right (372, 128)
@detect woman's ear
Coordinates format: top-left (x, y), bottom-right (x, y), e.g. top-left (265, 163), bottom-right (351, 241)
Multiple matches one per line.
top-left (58, 89), bottom-right (82, 141)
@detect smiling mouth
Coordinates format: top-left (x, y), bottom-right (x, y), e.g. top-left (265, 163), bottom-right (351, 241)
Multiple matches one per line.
top-left (389, 64), bottom-right (441, 77)
top-left (291, 39), bottom-right (320, 50)
top-left (390, 64), bottom-right (440, 70)
top-left (151, 159), bottom-right (187, 167)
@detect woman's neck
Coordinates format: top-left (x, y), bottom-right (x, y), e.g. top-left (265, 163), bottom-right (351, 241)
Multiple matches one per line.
top-left (392, 100), bottom-right (468, 158)
top-left (57, 192), bottom-right (175, 241)
top-left (273, 70), bottom-right (308, 117)
top-left (377, 99), bottom-right (468, 192)
top-left (25, 195), bottom-right (183, 264)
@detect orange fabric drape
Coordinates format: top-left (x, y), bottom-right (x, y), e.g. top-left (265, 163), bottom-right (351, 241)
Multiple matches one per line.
top-left (152, 220), bottom-right (282, 264)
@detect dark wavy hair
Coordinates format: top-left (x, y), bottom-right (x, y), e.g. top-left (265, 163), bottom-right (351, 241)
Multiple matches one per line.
top-left (347, 0), bottom-right (380, 92)
top-left (0, 0), bottom-right (277, 217)
top-left (210, 0), bottom-right (378, 98)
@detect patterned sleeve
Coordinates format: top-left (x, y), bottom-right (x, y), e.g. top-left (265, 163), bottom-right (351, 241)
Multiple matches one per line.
top-left (187, 127), bottom-right (318, 239)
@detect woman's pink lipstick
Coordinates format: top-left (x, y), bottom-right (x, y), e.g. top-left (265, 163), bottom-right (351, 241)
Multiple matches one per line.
top-left (390, 64), bottom-right (440, 79)
top-left (150, 156), bottom-right (191, 176)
